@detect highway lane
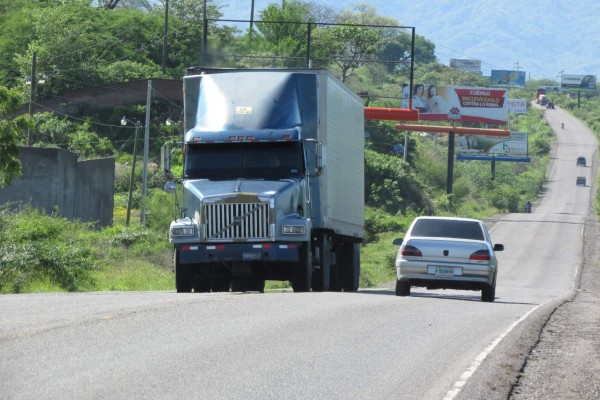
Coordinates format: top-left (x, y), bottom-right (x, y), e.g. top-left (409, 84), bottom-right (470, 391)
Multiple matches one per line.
top-left (1, 105), bottom-right (596, 400)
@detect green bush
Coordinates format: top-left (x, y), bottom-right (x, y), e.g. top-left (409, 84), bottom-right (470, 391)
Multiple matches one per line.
top-left (0, 207), bottom-right (96, 292)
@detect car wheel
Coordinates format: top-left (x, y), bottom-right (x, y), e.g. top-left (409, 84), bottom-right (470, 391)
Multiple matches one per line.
top-left (481, 282), bottom-right (496, 302)
top-left (395, 280), bottom-right (410, 296)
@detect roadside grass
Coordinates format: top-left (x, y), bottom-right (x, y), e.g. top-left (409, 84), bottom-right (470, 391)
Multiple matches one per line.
top-left (90, 258), bottom-right (173, 291)
top-left (360, 231), bottom-right (399, 288)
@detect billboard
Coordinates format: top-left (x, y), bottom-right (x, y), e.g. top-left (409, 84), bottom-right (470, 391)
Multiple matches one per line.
top-left (457, 131), bottom-right (528, 156)
top-left (490, 70), bottom-right (527, 87)
top-left (402, 84), bottom-right (508, 124)
top-left (449, 59), bottom-right (482, 74)
top-left (508, 99), bottom-right (527, 114)
top-left (561, 74), bottom-right (597, 91)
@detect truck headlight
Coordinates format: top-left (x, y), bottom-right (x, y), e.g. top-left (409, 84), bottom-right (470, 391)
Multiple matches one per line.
top-left (282, 225), bottom-right (305, 235)
top-left (171, 226), bottom-right (195, 236)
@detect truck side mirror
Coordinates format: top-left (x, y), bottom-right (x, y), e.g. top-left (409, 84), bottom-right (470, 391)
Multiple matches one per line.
top-left (164, 181), bottom-right (177, 194)
top-left (315, 142), bottom-right (323, 172)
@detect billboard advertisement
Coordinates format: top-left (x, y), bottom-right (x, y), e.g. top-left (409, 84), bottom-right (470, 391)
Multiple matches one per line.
top-left (449, 59), bottom-right (481, 74)
top-left (508, 99), bottom-right (527, 114)
top-left (402, 84), bottom-right (509, 124)
top-left (490, 70), bottom-right (527, 87)
top-left (457, 131), bottom-right (528, 156)
top-left (561, 74), bottom-right (597, 91)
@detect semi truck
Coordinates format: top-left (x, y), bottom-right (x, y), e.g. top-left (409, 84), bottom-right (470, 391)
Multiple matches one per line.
top-left (162, 68), bottom-right (365, 293)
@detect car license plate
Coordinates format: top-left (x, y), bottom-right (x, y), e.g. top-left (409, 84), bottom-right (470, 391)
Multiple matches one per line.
top-left (243, 252), bottom-right (261, 261)
top-left (427, 266), bottom-right (462, 277)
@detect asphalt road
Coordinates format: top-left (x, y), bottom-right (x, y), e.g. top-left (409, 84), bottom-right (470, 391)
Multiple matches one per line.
top-left (1, 104), bottom-right (596, 400)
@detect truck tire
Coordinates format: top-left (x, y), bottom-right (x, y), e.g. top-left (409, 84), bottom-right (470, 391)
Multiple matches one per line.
top-left (211, 278), bottom-right (231, 292)
top-left (311, 236), bottom-right (331, 292)
top-left (292, 243), bottom-right (312, 292)
top-left (341, 242), bottom-right (360, 292)
top-left (230, 279), bottom-right (265, 293)
top-left (174, 251), bottom-right (192, 293)
top-left (231, 280), bottom-right (247, 292)
top-left (193, 277), bottom-right (210, 293)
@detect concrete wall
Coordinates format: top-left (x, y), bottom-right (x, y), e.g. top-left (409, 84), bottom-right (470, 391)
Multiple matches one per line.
top-left (75, 157), bottom-right (115, 227)
top-left (0, 147), bottom-right (114, 227)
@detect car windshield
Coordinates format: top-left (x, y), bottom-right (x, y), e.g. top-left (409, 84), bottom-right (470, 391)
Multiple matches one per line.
top-left (411, 219), bottom-right (484, 241)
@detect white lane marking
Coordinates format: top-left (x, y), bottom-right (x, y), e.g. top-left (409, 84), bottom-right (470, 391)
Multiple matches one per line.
top-left (443, 301), bottom-right (549, 400)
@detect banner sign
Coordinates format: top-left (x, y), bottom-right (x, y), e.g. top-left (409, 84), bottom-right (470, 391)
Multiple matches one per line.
top-left (490, 70), bottom-right (527, 87)
top-left (561, 74), bottom-right (597, 91)
top-left (508, 99), bottom-right (527, 114)
top-left (403, 84), bottom-right (508, 124)
top-left (457, 131), bottom-right (528, 156)
top-left (449, 59), bottom-right (481, 74)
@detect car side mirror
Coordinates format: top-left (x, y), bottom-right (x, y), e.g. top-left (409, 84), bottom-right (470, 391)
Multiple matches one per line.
top-left (393, 238), bottom-right (403, 246)
top-left (493, 244), bottom-right (504, 251)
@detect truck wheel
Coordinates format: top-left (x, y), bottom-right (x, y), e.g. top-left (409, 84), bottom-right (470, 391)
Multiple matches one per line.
top-left (174, 251), bottom-right (192, 293)
top-left (247, 280), bottom-right (265, 293)
top-left (329, 241), bottom-right (343, 292)
top-left (311, 236), bottom-right (331, 292)
top-left (193, 276), bottom-right (210, 293)
top-left (292, 243), bottom-right (312, 292)
top-left (211, 278), bottom-right (231, 292)
top-left (230, 280), bottom-right (247, 292)
top-left (341, 242), bottom-right (360, 292)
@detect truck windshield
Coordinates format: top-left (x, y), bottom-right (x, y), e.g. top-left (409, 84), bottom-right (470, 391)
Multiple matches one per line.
top-left (183, 141), bottom-right (304, 179)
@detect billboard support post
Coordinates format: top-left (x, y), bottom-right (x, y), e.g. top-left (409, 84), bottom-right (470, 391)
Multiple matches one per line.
top-left (491, 156), bottom-right (496, 180)
top-left (447, 129), bottom-right (455, 198)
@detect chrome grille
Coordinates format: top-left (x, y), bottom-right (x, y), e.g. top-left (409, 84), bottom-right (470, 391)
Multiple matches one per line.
top-left (204, 202), bottom-right (270, 240)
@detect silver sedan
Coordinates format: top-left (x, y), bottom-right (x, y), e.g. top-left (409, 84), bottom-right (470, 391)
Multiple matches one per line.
top-left (393, 216), bottom-right (504, 302)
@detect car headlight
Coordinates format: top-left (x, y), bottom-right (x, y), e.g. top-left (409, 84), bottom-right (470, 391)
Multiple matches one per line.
top-left (282, 225), bottom-right (305, 235)
top-left (171, 226), bottom-right (195, 236)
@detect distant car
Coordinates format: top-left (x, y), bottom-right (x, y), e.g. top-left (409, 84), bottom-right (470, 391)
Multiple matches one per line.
top-left (577, 156), bottom-right (586, 167)
top-left (393, 216), bottom-right (504, 302)
top-left (546, 102), bottom-right (554, 109)
top-left (577, 176), bottom-right (586, 186)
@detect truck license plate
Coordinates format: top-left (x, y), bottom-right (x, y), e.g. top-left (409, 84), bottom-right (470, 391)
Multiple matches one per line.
top-left (243, 252), bottom-right (261, 261)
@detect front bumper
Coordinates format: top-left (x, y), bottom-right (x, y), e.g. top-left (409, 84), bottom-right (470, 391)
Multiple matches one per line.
top-left (176, 242), bottom-right (301, 264)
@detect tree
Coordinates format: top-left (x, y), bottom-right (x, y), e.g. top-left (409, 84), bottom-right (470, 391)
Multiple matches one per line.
top-left (243, 0), bottom-right (314, 68)
top-left (0, 86), bottom-right (32, 188)
top-left (14, 2), bottom-right (165, 95)
top-left (378, 34), bottom-right (436, 73)
top-left (415, 63), bottom-right (490, 86)
top-left (311, 4), bottom-right (398, 82)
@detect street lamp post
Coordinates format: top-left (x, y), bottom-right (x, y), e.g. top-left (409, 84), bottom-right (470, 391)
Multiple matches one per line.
top-left (122, 117), bottom-right (141, 226)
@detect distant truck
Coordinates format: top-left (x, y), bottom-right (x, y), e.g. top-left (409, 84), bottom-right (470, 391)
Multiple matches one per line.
top-left (537, 94), bottom-right (548, 105)
top-left (162, 68), bottom-right (365, 293)
top-left (536, 87), bottom-right (546, 102)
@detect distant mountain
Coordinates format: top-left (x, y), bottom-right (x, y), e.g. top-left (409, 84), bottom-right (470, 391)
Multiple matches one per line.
top-left (220, 0), bottom-right (600, 80)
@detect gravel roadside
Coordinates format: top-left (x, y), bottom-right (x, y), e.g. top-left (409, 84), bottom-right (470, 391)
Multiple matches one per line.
top-left (508, 206), bottom-right (600, 399)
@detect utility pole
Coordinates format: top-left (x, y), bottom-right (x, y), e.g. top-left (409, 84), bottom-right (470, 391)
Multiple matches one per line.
top-left (162, 0), bottom-right (169, 75)
top-left (141, 80), bottom-right (152, 227)
top-left (27, 51), bottom-right (37, 146)
top-left (122, 118), bottom-right (141, 226)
